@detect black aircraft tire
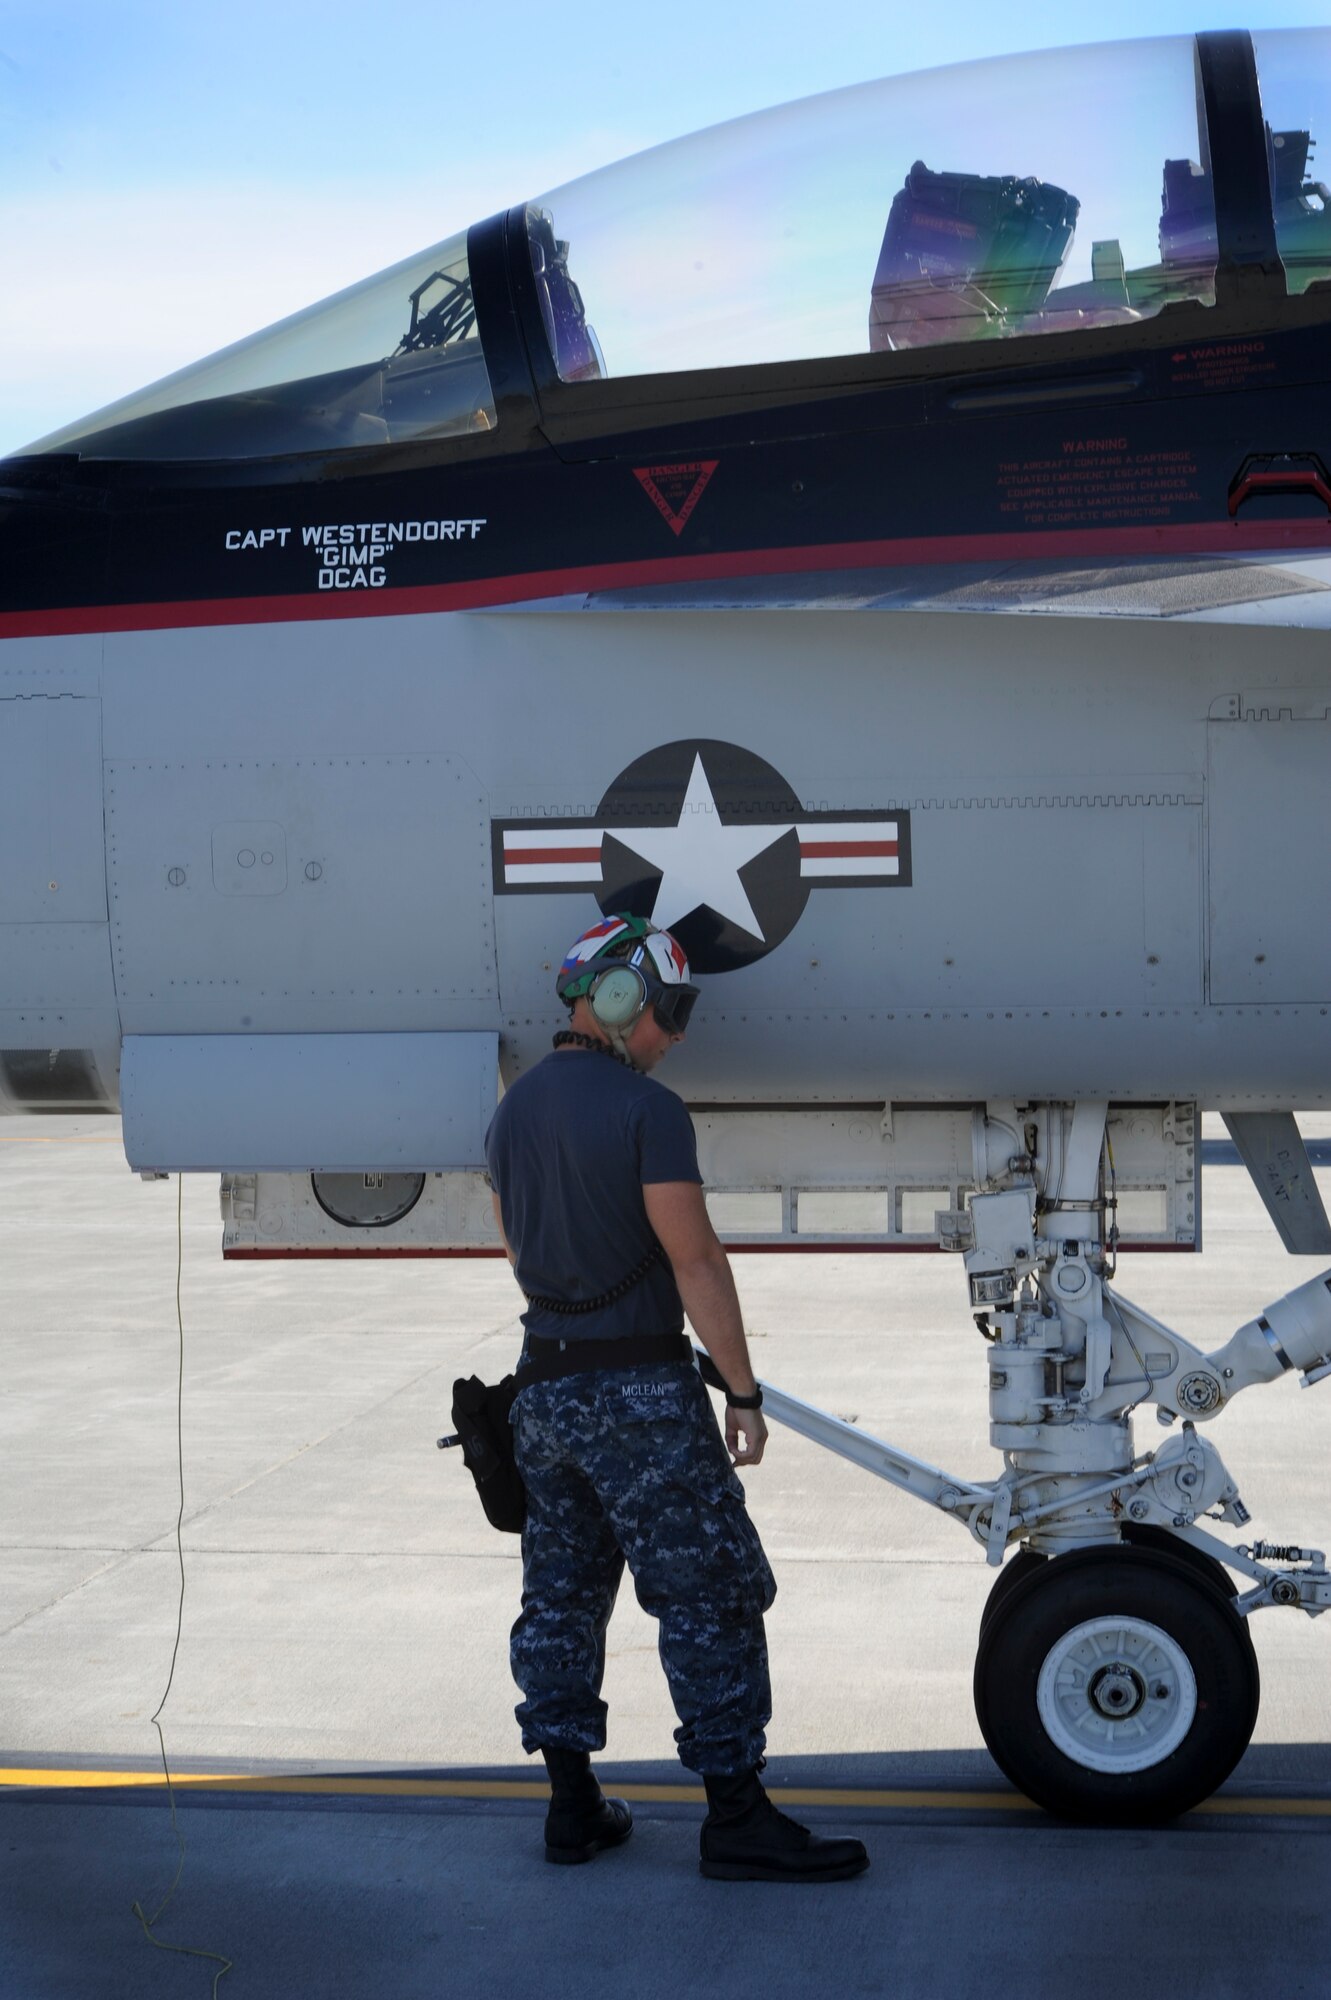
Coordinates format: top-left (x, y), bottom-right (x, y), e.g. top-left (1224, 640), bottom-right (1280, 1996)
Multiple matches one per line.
top-left (1120, 1521), bottom-right (1238, 1599)
top-left (974, 1545), bottom-right (1259, 1824)
top-left (979, 1549), bottom-right (1046, 1635)
top-left (980, 1528), bottom-right (1235, 1639)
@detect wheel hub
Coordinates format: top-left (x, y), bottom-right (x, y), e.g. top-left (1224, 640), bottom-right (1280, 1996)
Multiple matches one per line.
top-left (1087, 1663), bottom-right (1146, 1720)
top-left (1036, 1615), bottom-right (1198, 1774)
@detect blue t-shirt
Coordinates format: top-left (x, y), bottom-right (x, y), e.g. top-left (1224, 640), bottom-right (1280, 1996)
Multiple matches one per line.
top-left (485, 1048), bottom-right (702, 1341)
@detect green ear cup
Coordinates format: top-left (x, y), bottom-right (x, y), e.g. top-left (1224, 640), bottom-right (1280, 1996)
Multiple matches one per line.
top-left (589, 965), bottom-right (646, 1027)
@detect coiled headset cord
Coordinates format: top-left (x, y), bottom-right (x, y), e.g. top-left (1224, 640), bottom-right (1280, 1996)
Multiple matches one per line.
top-left (130, 1173), bottom-right (233, 1995)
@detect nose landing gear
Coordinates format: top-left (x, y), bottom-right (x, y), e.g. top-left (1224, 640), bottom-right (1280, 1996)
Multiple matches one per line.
top-left (694, 1101), bottom-right (1331, 1821)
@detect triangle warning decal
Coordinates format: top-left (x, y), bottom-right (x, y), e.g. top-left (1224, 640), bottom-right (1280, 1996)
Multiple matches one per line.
top-left (632, 460), bottom-right (719, 537)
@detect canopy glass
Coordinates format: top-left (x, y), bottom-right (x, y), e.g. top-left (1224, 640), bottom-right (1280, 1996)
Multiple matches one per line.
top-left (26, 231), bottom-right (495, 460)
top-left (21, 32), bottom-right (1331, 459)
top-left (528, 35), bottom-right (1227, 380)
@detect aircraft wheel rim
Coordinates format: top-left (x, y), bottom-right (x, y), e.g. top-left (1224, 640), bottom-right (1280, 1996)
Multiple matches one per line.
top-left (1036, 1613), bottom-right (1197, 1774)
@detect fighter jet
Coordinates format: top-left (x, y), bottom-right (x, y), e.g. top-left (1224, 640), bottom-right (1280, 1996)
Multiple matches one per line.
top-left (4, 27), bottom-right (1331, 1822)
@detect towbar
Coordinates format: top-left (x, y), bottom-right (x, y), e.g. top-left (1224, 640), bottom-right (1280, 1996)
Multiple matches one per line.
top-left (693, 1347), bottom-right (992, 1517)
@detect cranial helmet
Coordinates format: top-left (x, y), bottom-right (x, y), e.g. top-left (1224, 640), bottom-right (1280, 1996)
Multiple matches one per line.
top-left (556, 913), bottom-right (699, 1037)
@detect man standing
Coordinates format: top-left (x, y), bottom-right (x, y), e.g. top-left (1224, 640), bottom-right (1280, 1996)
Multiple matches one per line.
top-left (485, 913), bottom-right (868, 1881)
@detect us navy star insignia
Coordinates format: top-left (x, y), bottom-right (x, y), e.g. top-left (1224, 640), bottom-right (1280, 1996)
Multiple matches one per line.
top-left (617, 753), bottom-right (783, 941)
top-left (491, 737), bottom-right (912, 976)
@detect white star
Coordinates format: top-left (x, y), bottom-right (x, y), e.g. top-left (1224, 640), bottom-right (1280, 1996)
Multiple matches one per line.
top-left (611, 753), bottom-right (789, 941)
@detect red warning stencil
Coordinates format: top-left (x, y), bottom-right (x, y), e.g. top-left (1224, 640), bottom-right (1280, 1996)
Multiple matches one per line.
top-left (632, 460), bottom-right (719, 537)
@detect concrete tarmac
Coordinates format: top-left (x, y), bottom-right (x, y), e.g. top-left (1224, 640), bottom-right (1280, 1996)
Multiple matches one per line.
top-left (4, 1114), bottom-right (1331, 1996)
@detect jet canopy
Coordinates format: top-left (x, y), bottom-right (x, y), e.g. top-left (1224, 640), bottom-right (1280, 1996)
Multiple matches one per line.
top-left (530, 27), bottom-right (1329, 378)
top-left (25, 28), bottom-right (1331, 461)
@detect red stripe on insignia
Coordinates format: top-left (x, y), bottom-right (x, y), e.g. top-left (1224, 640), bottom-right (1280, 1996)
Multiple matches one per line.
top-left (800, 840), bottom-right (899, 858)
top-left (505, 845), bottom-right (601, 865)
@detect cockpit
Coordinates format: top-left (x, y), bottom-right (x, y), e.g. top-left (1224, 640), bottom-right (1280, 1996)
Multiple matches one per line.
top-left (23, 28), bottom-right (1331, 461)
top-left (24, 233), bottom-right (498, 461)
top-left (863, 125), bottom-right (1324, 354)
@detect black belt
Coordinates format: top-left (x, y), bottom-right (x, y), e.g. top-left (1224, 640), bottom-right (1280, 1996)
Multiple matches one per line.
top-left (517, 1331), bottom-right (691, 1385)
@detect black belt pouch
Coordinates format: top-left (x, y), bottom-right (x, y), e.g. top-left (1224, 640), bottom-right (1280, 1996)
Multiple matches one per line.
top-left (450, 1374), bottom-right (526, 1534)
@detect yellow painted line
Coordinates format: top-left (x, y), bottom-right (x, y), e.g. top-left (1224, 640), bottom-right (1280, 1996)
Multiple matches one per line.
top-left (0, 1769), bottom-right (1026, 1807)
top-left (4, 1767), bottom-right (1329, 1817)
top-left (1191, 1794), bottom-right (1331, 1820)
top-left (0, 1770), bottom-right (673, 1802)
top-left (1, 1770), bottom-right (559, 1799)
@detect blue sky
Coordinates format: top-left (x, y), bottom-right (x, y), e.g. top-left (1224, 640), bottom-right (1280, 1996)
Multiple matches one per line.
top-left (2, 0), bottom-right (1328, 452)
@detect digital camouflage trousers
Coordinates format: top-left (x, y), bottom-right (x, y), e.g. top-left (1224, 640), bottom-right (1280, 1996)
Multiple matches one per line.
top-left (510, 1359), bottom-right (776, 1776)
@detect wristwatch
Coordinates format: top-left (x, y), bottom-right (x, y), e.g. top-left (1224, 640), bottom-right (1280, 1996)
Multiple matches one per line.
top-left (727, 1387), bottom-right (764, 1410)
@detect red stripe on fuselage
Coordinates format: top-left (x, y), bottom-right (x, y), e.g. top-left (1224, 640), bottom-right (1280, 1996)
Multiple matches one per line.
top-left (505, 845), bottom-right (601, 865)
top-left (222, 1237), bottom-right (1194, 1259)
top-left (800, 840), bottom-right (899, 858)
top-left (3, 518), bottom-right (1329, 639)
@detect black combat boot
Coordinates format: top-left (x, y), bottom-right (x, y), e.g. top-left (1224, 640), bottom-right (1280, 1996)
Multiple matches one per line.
top-left (699, 1768), bottom-right (869, 1881)
top-left (540, 1747), bottom-right (633, 1865)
